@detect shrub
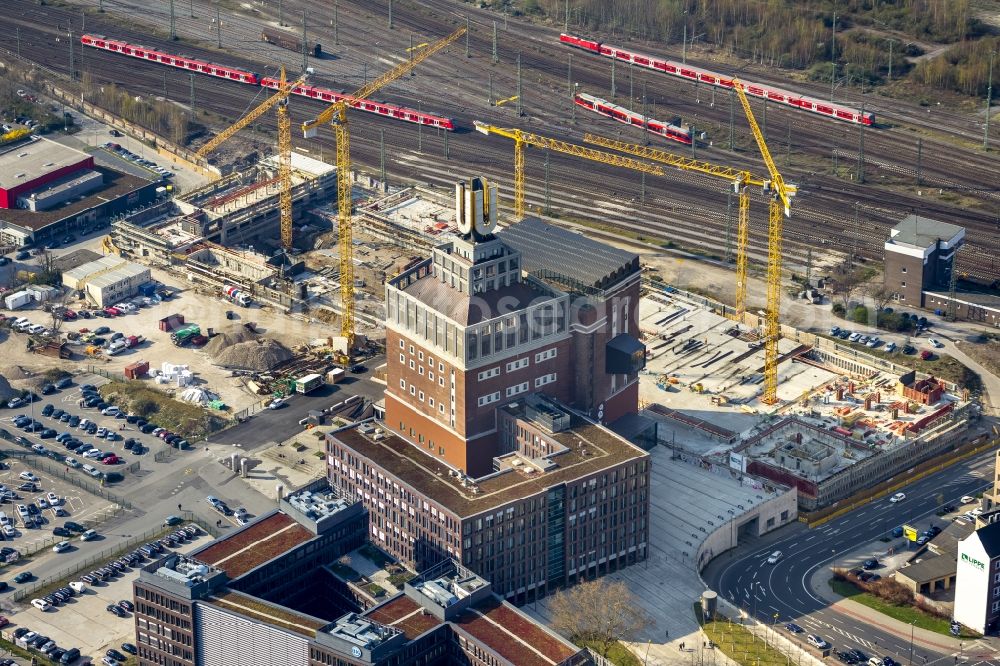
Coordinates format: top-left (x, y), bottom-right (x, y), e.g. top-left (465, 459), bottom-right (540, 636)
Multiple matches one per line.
top-left (832, 303), bottom-right (846, 316)
top-left (850, 305), bottom-right (869, 324)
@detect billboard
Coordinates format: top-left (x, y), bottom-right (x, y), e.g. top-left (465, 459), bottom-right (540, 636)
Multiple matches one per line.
top-left (903, 525), bottom-right (918, 542)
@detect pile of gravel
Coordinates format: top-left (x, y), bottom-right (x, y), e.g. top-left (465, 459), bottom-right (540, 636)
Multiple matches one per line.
top-left (213, 338), bottom-right (293, 372)
top-left (204, 325), bottom-right (258, 358)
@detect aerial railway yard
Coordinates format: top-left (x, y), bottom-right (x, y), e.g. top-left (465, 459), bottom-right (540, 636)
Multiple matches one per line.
top-left (2, 0), bottom-right (999, 282)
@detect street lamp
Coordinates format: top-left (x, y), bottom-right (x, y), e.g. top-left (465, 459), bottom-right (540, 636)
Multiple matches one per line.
top-left (908, 620), bottom-right (914, 665)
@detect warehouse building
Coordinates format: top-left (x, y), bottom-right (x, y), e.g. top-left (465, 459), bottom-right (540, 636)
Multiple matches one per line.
top-left (0, 136), bottom-right (161, 247)
top-left (132, 482), bottom-right (583, 666)
top-left (62, 255), bottom-right (151, 307)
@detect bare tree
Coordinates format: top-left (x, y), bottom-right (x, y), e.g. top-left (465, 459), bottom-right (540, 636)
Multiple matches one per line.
top-left (830, 268), bottom-right (866, 313)
top-left (865, 282), bottom-right (896, 329)
top-left (549, 579), bottom-right (652, 658)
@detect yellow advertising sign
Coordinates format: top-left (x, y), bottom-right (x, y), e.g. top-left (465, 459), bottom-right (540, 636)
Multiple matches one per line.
top-left (903, 525), bottom-right (918, 542)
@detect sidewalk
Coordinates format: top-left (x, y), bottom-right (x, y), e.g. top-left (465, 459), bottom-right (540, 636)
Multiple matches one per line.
top-left (807, 561), bottom-right (1000, 661)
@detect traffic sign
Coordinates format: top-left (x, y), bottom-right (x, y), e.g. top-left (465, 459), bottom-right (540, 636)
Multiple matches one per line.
top-left (903, 524), bottom-right (918, 541)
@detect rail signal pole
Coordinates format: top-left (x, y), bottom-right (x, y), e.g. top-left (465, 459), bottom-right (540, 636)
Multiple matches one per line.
top-left (985, 51), bottom-right (995, 150)
top-left (216, 6), bottom-right (222, 47)
top-left (466, 16), bottom-right (470, 57)
top-left (189, 73), bottom-right (195, 118)
top-left (610, 59), bottom-right (616, 99)
top-left (68, 29), bottom-right (75, 79)
top-left (169, 0), bottom-right (176, 40)
top-left (516, 52), bottom-right (523, 117)
top-left (857, 102), bottom-right (866, 183)
top-left (302, 12), bottom-right (308, 74)
top-left (388, 0), bottom-right (393, 29)
top-left (492, 22), bottom-right (498, 64)
top-left (333, 1), bottom-right (339, 46)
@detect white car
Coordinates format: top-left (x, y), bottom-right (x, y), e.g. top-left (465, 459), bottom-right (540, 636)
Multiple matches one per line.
top-left (30, 598), bottom-right (51, 611)
top-left (928, 338), bottom-right (944, 348)
top-left (18, 471), bottom-right (37, 482)
top-left (806, 635), bottom-right (829, 649)
top-left (15, 504), bottom-right (29, 518)
top-left (80, 529), bottom-right (97, 541)
top-left (961, 495), bottom-right (976, 504)
top-left (36, 497), bottom-right (48, 509)
top-left (65, 457), bottom-right (80, 468)
top-left (101, 407), bottom-right (120, 417)
top-left (82, 449), bottom-right (102, 459)
top-left (890, 492), bottom-right (906, 503)
top-left (884, 342), bottom-right (897, 353)
top-left (268, 398), bottom-right (286, 410)
top-left (52, 540), bottom-right (71, 553)
top-left (46, 492), bottom-right (60, 505)
top-left (2, 525), bottom-right (15, 538)
top-left (766, 550), bottom-right (783, 564)
top-left (69, 581), bottom-right (87, 593)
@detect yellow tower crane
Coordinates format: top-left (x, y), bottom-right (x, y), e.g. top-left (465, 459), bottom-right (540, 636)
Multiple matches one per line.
top-left (472, 121), bottom-right (665, 220)
top-left (581, 133), bottom-right (784, 321)
top-left (732, 78), bottom-right (795, 405)
top-left (301, 28), bottom-right (465, 349)
top-left (196, 66), bottom-right (307, 250)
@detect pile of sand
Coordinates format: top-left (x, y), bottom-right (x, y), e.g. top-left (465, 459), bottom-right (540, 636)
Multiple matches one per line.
top-left (1, 366), bottom-right (33, 381)
top-left (204, 325), bottom-right (259, 358)
top-left (213, 338), bottom-right (293, 372)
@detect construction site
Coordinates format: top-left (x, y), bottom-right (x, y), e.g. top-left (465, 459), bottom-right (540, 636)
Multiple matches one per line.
top-left (637, 286), bottom-right (982, 511)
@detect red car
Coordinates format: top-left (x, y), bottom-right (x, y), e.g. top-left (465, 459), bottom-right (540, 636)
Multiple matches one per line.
top-left (158, 430), bottom-right (172, 440)
top-left (102, 455), bottom-right (120, 465)
top-left (78, 327), bottom-right (90, 333)
top-left (0, 615), bottom-right (8, 628)
top-left (62, 309), bottom-right (77, 320)
top-left (920, 350), bottom-right (933, 360)
top-left (190, 335), bottom-right (208, 346)
top-left (103, 307), bottom-right (121, 316)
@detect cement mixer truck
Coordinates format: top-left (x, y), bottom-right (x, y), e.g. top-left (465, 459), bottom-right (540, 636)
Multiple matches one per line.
top-left (223, 285), bottom-right (252, 307)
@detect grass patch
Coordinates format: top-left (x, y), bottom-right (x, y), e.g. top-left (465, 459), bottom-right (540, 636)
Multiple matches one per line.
top-left (828, 578), bottom-right (979, 638)
top-left (573, 639), bottom-right (640, 666)
top-left (363, 582), bottom-right (386, 598)
top-left (99, 381), bottom-right (228, 438)
top-left (694, 603), bottom-right (790, 666)
top-left (388, 571), bottom-right (416, 588)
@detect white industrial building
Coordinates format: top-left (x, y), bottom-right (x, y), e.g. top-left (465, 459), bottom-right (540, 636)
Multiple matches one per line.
top-left (953, 520), bottom-right (1000, 635)
top-left (62, 255), bottom-right (150, 307)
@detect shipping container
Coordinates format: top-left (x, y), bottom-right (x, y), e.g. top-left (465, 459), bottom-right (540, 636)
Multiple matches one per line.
top-left (158, 314), bottom-right (184, 332)
top-left (124, 361), bottom-right (149, 379)
top-left (295, 373), bottom-right (324, 394)
top-left (261, 28), bottom-right (321, 58)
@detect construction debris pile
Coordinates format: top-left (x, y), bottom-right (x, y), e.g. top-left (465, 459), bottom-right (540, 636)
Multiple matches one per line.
top-left (213, 338), bottom-right (293, 372)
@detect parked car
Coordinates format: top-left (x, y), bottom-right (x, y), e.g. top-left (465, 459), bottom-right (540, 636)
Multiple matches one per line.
top-left (807, 635), bottom-right (830, 649)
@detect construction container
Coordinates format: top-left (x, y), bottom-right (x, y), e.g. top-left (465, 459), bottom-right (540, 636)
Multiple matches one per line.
top-left (124, 360), bottom-right (150, 380)
top-left (3, 290), bottom-right (33, 310)
top-left (138, 282), bottom-right (158, 297)
top-left (327, 368), bottom-right (345, 384)
top-left (158, 313), bottom-right (185, 332)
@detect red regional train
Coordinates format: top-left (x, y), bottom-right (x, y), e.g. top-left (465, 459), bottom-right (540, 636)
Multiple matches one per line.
top-left (560, 33), bottom-right (874, 126)
top-left (80, 34), bottom-right (455, 131)
top-left (574, 92), bottom-right (692, 145)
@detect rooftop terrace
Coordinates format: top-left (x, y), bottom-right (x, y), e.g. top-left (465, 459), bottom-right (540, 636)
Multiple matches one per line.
top-left (364, 595), bottom-right (443, 640)
top-left (194, 511), bottom-right (313, 578)
top-left (330, 416), bottom-right (647, 516)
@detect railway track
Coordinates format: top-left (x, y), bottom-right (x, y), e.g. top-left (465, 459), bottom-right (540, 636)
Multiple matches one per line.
top-left (4, 0), bottom-right (1000, 284)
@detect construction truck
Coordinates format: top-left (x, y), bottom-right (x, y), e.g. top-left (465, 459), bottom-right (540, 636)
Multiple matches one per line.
top-left (294, 373), bottom-right (324, 395)
top-left (170, 324), bottom-right (201, 346)
top-left (223, 285), bottom-right (252, 307)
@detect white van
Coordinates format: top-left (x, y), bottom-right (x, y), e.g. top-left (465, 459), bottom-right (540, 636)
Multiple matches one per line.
top-left (15, 320), bottom-right (33, 332)
top-left (12, 317), bottom-right (29, 329)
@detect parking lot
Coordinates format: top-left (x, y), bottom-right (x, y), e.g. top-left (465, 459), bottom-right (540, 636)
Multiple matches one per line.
top-left (0, 456), bottom-right (119, 558)
top-left (6, 527), bottom-right (208, 663)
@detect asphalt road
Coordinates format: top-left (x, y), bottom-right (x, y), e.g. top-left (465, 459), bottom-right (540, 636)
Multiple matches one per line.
top-left (703, 449), bottom-right (999, 665)
top-left (207, 359), bottom-right (385, 451)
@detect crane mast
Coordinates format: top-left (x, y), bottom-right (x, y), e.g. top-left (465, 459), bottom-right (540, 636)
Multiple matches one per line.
top-left (732, 79), bottom-right (795, 405)
top-left (301, 28), bottom-right (465, 349)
